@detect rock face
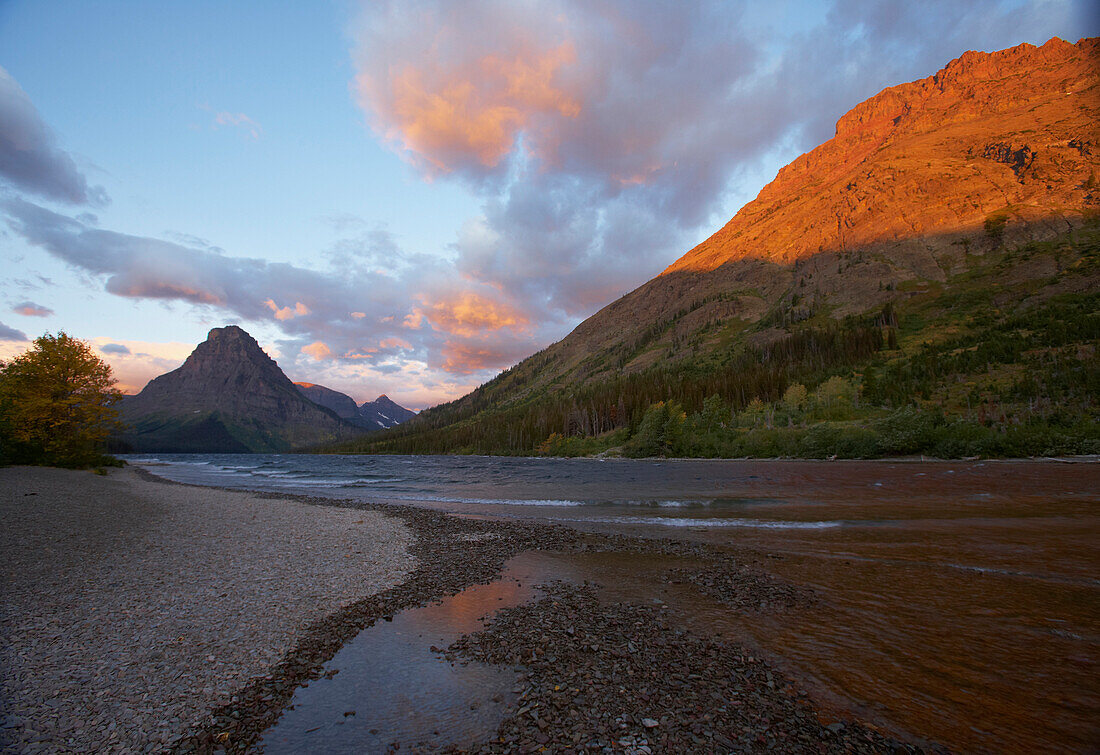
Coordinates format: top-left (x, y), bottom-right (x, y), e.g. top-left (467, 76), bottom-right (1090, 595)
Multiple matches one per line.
top-left (359, 395), bottom-right (417, 429)
top-left (666, 36), bottom-right (1099, 274)
top-left (294, 383), bottom-right (416, 430)
top-left (118, 326), bottom-right (364, 452)
top-left (294, 382), bottom-right (361, 420)
top-left (493, 37), bottom-right (1100, 390)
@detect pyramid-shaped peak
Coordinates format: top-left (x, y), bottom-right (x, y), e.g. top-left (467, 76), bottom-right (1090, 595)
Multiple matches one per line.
top-left (207, 324), bottom-right (252, 342)
top-left (196, 325), bottom-right (270, 359)
top-left (119, 326), bottom-right (364, 451)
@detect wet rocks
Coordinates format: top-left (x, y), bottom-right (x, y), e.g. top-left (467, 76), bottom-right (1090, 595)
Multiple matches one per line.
top-left (664, 564), bottom-right (812, 612)
top-left (444, 582), bottom-right (924, 754)
top-left (171, 487), bottom-right (580, 753)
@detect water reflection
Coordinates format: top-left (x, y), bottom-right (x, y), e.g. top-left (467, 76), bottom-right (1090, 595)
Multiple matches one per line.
top-left (258, 578), bottom-right (537, 753)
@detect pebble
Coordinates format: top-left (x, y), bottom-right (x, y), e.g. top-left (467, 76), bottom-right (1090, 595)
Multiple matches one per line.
top-left (443, 581), bottom-right (930, 754)
top-left (0, 466), bottom-right (415, 754)
top-left (2, 465), bottom-right (939, 755)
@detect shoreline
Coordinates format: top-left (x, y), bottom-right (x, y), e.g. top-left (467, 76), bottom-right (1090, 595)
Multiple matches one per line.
top-left (149, 469), bottom-right (585, 753)
top-left (0, 466), bottom-right (416, 754)
top-left (134, 467), bottom-right (930, 753)
top-left (313, 450), bottom-right (1100, 462)
top-left (4, 464), bottom-right (935, 753)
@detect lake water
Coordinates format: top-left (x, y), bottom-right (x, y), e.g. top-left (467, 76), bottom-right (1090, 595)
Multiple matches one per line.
top-left (131, 454), bottom-right (1100, 752)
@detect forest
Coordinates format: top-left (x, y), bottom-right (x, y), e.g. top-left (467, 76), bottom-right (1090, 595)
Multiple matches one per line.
top-left (326, 229), bottom-right (1099, 459)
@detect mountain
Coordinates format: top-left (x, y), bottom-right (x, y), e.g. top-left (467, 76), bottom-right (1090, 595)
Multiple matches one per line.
top-left (295, 383), bottom-right (416, 430)
top-left (328, 37), bottom-right (1100, 458)
top-left (294, 382), bottom-right (361, 420)
top-left (530, 36), bottom-right (1100, 384)
top-left (117, 326), bottom-right (365, 452)
top-left (358, 395), bottom-right (417, 429)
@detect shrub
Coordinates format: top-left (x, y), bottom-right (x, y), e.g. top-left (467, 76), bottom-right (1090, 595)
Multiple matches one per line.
top-left (781, 383), bottom-right (808, 416)
top-left (799, 423), bottom-right (879, 458)
top-left (624, 401), bottom-right (686, 457)
top-left (872, 406), bottom-right (942, 455)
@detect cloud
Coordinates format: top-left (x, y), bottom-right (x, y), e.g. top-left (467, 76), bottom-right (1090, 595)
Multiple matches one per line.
top-left (0, 196), bottom-right (551, 404)
top-left (200, 105), bottom-right (263, 139)
top-left (358, 38), bottom-right (579, 174)
top-left (301, 341), bottom-right (333, 360)
top-left (85, 337), bottom-right (194, 394)
top-left (0, 66), bottom-right (108, 205)
top-left (12, 300), bottom-right (53, 317)
top-left (351, 0), bottom-right (1093, 332)
top-left (438, 338), bottom-right (528, 374)
top-left (411, 290), bottom-right (528, 338)
top-left (0, 320), bottom-right (28, 342)
top-left (264, 299), bottom-right (311, 321)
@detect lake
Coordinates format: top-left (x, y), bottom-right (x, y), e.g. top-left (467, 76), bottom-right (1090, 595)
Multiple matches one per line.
top-left (131, 454), bottom-right (1100, 752)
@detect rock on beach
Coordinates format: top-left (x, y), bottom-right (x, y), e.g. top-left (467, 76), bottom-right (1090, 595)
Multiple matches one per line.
top-left (0, 466), bottom-right (415, 754)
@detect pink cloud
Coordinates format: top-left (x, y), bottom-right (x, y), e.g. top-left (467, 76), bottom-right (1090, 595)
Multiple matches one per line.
top-left (379, 337), bottom-right (412, 349)
top-left (413, 290), bottom-right (528, 338)
top-left (439, 340), bottom-right (508, 374)
top-left (353, 5), bottom-right (582, 176)
top-left (301, 341), bottom-right (334, 360)
top-left (200, 105), bottom-right (263, 139)
top-left (12, 300), bottom-right (53, 317)
top-left (264, 298), bottom-right (310, 321)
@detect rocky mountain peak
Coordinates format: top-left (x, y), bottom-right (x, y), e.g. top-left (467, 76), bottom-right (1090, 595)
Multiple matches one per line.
top-left (294, 382), bottom-right (361, 420)
top-left (187, 325), bottom-right (279, 369)
top-left (359, 394), bottom-right (417, 429)
top-left (665, 36), bottom-right (1099, 275)
top-left (118, 325), bottom-right (364, 452)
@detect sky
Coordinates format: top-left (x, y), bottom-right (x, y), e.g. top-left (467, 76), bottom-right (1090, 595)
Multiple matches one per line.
top-left (0, 1), bottom-right (1095, 409)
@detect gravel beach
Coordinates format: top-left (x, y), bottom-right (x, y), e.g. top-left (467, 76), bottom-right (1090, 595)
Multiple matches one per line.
top-left (1, 466), bottom-right (932, 754)
top-left (0, 466), bottom-right (415, 754)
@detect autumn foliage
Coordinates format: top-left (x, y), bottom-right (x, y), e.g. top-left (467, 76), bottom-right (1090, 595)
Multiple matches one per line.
top-left (0, 332), bottom-right (122, 467)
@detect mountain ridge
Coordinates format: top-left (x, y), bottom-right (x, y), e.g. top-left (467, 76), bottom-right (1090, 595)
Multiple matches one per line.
top-left (294, 382), bottom-right (416, 429)
top-left (666, 36), bottom-right (1098, 274)
top-left (118, 326), bottom-right (365, 452)
top-left (324, 36), bottom-right (1099, 458)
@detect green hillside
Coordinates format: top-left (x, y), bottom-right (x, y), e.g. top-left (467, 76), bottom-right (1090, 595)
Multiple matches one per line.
top-left (325, 226), bottom-right (1100, 459)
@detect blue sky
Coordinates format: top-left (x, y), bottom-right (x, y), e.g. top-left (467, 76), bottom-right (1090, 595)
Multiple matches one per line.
top-left (0, 0), bottom-right (1094, 408)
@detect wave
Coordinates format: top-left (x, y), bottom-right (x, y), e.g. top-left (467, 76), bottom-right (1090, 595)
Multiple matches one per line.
top-left (385, 494), bottom-right (586, 507)
top-left (563, 515), bottom-right (842, 529)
